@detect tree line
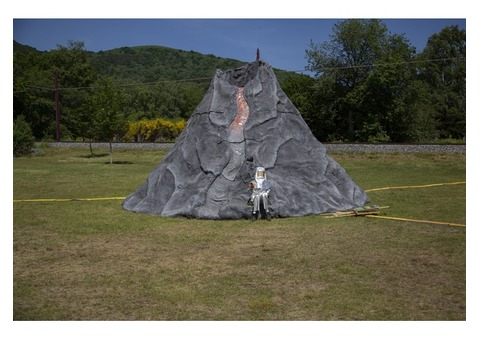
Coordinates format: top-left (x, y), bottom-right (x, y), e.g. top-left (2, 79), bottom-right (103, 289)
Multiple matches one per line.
top-left (282, 20), bottom-right (465, 143)
top-left (13, 19), bottom-right (465, 157)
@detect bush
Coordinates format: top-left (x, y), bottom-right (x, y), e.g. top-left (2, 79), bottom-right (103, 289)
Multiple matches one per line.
top-left (13, 115), bottom-right (35, 157)
top-left (355, 121), bottom-right (391, 143)
top-left (124, 118), bottom-right (186, 142)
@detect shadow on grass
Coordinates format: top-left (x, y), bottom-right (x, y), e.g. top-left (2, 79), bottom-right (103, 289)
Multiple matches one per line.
top-left (79, 153), bottom-right (109, 158)
top-left (78, 153), bottom-right (133, 164)
top-left (104, 161), bottom-right (133, 165)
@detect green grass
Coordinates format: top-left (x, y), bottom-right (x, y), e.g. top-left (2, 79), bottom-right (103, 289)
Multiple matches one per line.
top-left (13, 147), bottom-right (466, 320)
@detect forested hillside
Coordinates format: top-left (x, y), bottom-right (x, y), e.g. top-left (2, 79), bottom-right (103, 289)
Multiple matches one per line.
top-left (91, 45), bottom-right (294, 84)
top-left (14, 41), bottom-right (292, 89)
top-left (89, 45), bottom-right (247, 84)
top-left (13, 19), bottom-right (466, 146)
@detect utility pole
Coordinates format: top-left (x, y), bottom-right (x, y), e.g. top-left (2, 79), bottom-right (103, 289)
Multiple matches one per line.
top-left (54, 71), bottom-right (61, 142)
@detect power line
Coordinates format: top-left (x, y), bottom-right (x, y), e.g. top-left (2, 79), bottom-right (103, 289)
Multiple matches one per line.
top-left (15, 76), bottom-right (214, 94)
top-left (13, 56), bottom-right (465, 93)
top-left (293, 56), bottom-right (465, 74)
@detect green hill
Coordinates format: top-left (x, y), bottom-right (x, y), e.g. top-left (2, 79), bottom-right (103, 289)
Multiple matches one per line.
top-left (89, 45), bottom-right (247, 84)
top-left (14, 41), bottom-right (296, 86)
top-left (14, 40), bottom-right (41, 54)
top-left (91, 45), bottom-right (298, 86)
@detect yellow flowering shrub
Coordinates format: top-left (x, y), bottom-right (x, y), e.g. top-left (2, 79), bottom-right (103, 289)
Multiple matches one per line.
top-left (125, 118), bottom-right (186, 142)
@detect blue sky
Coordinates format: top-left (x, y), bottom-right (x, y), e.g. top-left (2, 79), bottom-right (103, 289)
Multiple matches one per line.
top-left (13, 18), bottom-right (465, 74)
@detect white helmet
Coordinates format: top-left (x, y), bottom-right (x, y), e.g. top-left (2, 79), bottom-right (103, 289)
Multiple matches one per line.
top-left (255, 167), bottom-right (266, 189)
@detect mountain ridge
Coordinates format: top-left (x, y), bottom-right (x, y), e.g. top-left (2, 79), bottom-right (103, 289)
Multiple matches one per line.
top-left (13, 40), bottom-right (299, 85)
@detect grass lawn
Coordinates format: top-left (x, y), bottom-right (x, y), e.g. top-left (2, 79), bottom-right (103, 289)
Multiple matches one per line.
top-left (13, 147), bottom-right (466, 320)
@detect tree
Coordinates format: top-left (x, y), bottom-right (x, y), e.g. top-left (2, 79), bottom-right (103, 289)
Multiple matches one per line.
top-left (417, 25), bottom-right (466, 139)
top-left (87, 77), bottom-right (127, 163)
top-left (13, 115), bottom-right (35, 157)
top-left (281, 74), bottom-right (336, 140)
top-left (306, 19), bottom-right (388, 140)
top-left (14, 45), bottom-right (57, 140)
top-left (305, 19), bottom-right (423, 142)
top-left (51, 41), bottom-right (96, 140)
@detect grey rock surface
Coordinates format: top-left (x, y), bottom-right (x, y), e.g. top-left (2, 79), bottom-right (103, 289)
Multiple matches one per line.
top-left (122, 60), bottom-right (370, 219)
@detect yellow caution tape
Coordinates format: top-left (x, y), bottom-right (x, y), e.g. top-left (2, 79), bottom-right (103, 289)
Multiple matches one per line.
top-left (365, 181), bottom-right (466, 192)
top-left (366, 214), bottom-right (465, 227)
top-left (14, 197), bottom-right (466, 227)
top-left (13, 197), bottom-right (126, 203)
top-left (13, 182), bottom-right (466, 209)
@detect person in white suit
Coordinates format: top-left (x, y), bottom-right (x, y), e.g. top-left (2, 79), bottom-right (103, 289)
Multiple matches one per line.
top-left (248, 167), bottom-right (272, 221)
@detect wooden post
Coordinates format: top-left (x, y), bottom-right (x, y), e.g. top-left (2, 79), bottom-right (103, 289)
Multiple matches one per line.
top-left (54, 71), bottom-right (61, 142)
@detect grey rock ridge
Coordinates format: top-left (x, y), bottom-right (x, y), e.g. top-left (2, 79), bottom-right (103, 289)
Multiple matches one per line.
top-left (122, 60), bottom-right (370, 219)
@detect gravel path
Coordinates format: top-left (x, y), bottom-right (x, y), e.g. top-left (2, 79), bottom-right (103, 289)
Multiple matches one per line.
top-left (39, 142), bottom-right (466, 154)
top-left (324, 143), bottom-right (465, 153)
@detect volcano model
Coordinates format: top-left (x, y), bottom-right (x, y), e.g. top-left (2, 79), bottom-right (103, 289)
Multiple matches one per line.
top-left (122, 60), bottom-right (370, 219)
